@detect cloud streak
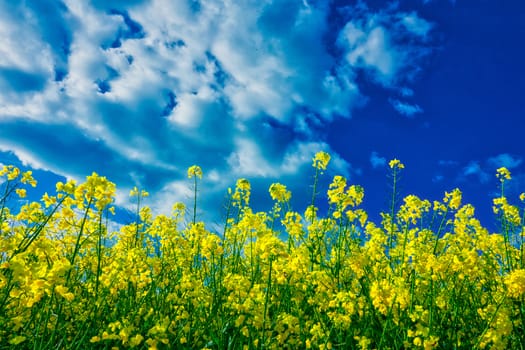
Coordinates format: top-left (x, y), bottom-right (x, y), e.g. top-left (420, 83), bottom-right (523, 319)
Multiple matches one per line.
top-left (389, 99), bottom-right (423, 117)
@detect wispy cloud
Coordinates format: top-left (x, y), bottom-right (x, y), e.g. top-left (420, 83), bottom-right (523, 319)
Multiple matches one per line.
top-left (0, 0), bottom-right (435, 221)
top-left (487, 153), bottom-right (523, 169)
top-left (461, 161), bottom-right (490, 184)
top-left (399, 87), bottom-right (414, 97)
top-left (389, 99), bottom-right (423, 117)
top-left (438, 160), bottom-right (459, 167)
top-left (432, 174), bottom-right (444, 183)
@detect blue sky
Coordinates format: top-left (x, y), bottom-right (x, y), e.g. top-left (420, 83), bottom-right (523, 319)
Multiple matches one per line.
top-left (0, 0), bottom-right (524, 230)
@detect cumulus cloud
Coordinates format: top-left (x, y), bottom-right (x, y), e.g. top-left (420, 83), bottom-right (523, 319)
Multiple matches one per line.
top-left (454, 155), bottom-right (524, 188)
top-left (337, 4), bottom-right (433, 86)
top-left (0, 0), bottom-right (434, 222)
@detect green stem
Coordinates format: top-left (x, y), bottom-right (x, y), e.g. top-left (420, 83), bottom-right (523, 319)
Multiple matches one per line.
top-left (260, 257), bottom-right (273, 350)
top-left (389, 169), bottom-right (398, 252)
top-left (193, 176), bottom-right (198, 225)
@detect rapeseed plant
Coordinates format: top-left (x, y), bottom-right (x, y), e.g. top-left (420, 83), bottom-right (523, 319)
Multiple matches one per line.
top-left (0, 155), bottom-right (524, 349)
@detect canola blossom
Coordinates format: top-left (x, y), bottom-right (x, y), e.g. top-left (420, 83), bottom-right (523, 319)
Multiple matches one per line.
top-left (0, 157), bottom-right (524, 349)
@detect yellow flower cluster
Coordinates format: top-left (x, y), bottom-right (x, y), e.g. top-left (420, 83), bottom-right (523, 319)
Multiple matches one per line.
top-left (187, 165), bottom-right (203, 179)
top-left (312, 151), bottom-right (331, 171)
top-left (1, 156), bottom-right (524, 349)
top-left (269, 183), bottom-right (291, 203)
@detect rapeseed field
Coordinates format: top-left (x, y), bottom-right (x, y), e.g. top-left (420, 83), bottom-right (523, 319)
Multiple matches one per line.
top-left (1, 153), bottom-right (524, 349)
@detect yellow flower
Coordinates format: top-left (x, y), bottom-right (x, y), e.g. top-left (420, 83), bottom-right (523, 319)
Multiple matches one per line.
top-left (7, 166), bottom-right (20, 180)
top-left (414, 337), bottom-right (423, 346)
top-left (444, 188), bottom-right (462, 210)
top-left (520, 193), bottom-right (525, 202)
top-left (55, 285), bottom-right (74, 301)
top-left (15, 188), bottom-right (27, 198)
top-left (305, 205), bottom-right (318, 221)
top-left (424, 336), bottom-right (440, 350)
top-left (504, 269), bottom-right (525, 298)
top-left (389, 159), bottom-right (405, 169)
top-left (90, 336), bottom-right (101, 343)
top-left (354, 336), bottom-right (372, 350)
top-left (269, 183), bottom-right (291, 202)
top-left (496, 167), bottom-right (511, 181)
top-left (187, 165), bottom-right (203, 179)
top-left (493, 196), bottom-right (521, 225)
top-left (130, 186), bottom-right (149, 198)
top-left (236, 178), bottom-right (251, 192)
top-left (130, 334), bottom-right (144, 347)
top-left (21, 170), bottom-right (37, 187)
top-left (398, 195), bottom-right (431, 224)
top-left (9, 336), bottom-right (26, 345)
top-left (312, 151), bottom-right (331, 170)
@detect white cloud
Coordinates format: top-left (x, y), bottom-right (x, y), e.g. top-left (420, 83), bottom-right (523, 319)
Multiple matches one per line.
top-left (487, 154), bottom-right (523, 169)
top-left (370, 151), bottom-right (387, 169)
top-left (0, 3), bottom-right (54, 75)
top-left (462, 161), bottom-right (490, 184)
top-left (337, 7), bottom-right (432, 86)
top-left (438, 160), bottom-right (459, 167)
top-left (389, 99), bottom-right (423, 117)
top-left (400, 12), bottom-right (433, 38)
top-left (0, 142), bottom-right (51, 172)
top-left (399, 87), bottom-right (414, 97)
top-left (0, 0), bottom-right (435, 223)
top-left (227, 138), bottom-right (276, 178)
top-left (432, 174), bottom-right (444, 183)
top-left (340, 24), bottom-right (399, 84)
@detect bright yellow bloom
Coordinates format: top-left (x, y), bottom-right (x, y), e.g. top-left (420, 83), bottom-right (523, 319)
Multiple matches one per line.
top-left (398, 195), bottom-right (431, 224)
top-left (187, 165), bottom-right (203, 179)
top-left (354, 336), bottom-right (372, 350)
top-left (424, 336), bottom-right (440, 350)
top-left (444, 188), bottom-right (462, 210)
top-left (56, 179), bottom-right (76, 194)
top-left (15, 188), bottom-right (27, 198)
top-left (414, 337), bottom-right (423, 346)
top-left (269, 183), bottom-right (291, 202)
top-left (236, 178), bottom-right (250, 192)
top-left (130, 186), bottom-right (149, 197)
top-left (90, 336), bottom-right (101, 343)
top-left (7, 166), bottom-right (20, 180)
top-left (9, 336), bottom-right (26, 345)
top-left (305, 205), bottom-right (318, 221)
top-left (130, 334), bottom-right (144, 347)
top-left (312, 151), bottom-right (331, 170)
top-left (493, 196), bottom-right (521, 225)
top-left (389, 159), bottom-right (405, 169)
top-left (496, 167), bottom-right (511, 181)
top-left (55, 285), bottom-right (74, 301)
top-left (504, 269), bottom-right (525, 298)
top-left (21, 170), bottom-right (37, 187)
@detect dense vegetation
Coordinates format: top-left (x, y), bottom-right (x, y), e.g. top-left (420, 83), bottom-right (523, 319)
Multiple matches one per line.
top-left (1, 153), bottom-right (524, 349)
